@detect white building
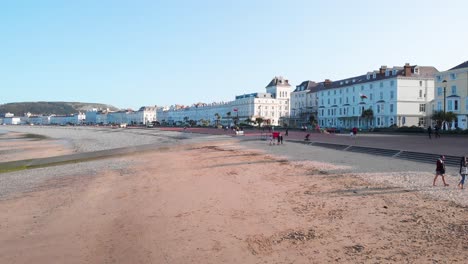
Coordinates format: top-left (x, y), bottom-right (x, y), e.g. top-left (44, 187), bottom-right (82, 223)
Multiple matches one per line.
top-left (49, 113), bottom-right (85, 125)
top-left (295, 64), bottom-right (437, 129)
top-left (3, 117), bottom-right (21, 125)
top-left (290, 81), bottom-right (320, 128)
top-left (156, 76), bottom-right (292, 127)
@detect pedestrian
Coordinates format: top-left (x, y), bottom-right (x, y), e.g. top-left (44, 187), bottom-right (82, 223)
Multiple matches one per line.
top-left (268, 134), bottom-right (273, 146)
top-left (434, 125), bottom-right (440, 138)
top-left (352, 127), bottom-right (358, 137)
top-left (285, 128), bottom-right (289, 136)
top-left (427, 125), bottom-right (432, 139)
top-left (458, 155), bottom-right (468, 189)
top-left (277, 132), bottom-right (281, 145)
top-left (280, 134), bottom-right (283, 144)
top-left (433, 155), bottom-right (449, 187)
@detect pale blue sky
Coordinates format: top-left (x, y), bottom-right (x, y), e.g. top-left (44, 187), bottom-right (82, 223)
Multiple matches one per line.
top-left (1, 0), bottom-right (467, 109)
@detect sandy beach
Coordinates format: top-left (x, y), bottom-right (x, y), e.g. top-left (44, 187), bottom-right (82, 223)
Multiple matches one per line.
top-left (1, 127), bottom-right (467, 263)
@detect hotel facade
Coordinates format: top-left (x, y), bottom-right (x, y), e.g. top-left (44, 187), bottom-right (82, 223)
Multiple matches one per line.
top-left (156, 77), bottom-right (291, 127)
top-left (290, 63), bottom-right (438, 129)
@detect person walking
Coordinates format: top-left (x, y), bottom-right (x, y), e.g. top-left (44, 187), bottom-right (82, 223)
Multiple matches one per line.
top-left (427, 125), bottom-right (432, 139)
top-left (279, 133), bottom-right (283, 144)
top-left (458, 155), bottom-right (468, 189)
top-left (285, 128), bottom-right (289, 136)
top-left (434, 125), bottom-right (440, 138)
top-left (433, 155), bottom-right (449, 186)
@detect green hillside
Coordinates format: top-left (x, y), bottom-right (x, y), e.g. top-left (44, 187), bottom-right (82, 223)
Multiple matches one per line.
top-left (0, 102), bottom-right (119, 116)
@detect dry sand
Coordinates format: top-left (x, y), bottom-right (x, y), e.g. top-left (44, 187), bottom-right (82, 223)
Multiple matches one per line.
top-left (1, 140), bottom-right (468, 263)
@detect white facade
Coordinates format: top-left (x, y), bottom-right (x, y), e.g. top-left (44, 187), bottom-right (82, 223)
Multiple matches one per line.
top-left (49, 113), bottom-right (85, 125)
top-left (3, 117), bottom-right (21, 125)
top-left (156, 77), bottom-right (292, 127)
top-left (311, 64), bottom-right (437, 129)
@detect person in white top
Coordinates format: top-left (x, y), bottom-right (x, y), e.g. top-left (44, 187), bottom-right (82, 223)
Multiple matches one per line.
top-left (458, 155), bottom-right (468, 189)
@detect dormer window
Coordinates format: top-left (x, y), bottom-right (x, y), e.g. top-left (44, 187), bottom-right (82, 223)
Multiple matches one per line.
top-left (414, 67), bottom-right (419, 74)
top-left (340, 81), bottom-right (343, 85)
top-left (367, 74), bottom-right (370, 80)
top-left (373, 72), bottom-right (376, 79)
top-left (352, 79), bottom-right (356, 83)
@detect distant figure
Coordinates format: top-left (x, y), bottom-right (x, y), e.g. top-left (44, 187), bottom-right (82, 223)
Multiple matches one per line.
top-left (433, 155), bottom-right (449, 187)
top-left (427, 125), bottom-right (432, 139)
top-left (280, 134), bottom-right (284, 144)
top-left (277, 133), bottom-right (281, 145)
top-left (434, 125), bottom-right (440, 138)
top-left (304, 133), bottom-right (310, 141)
top-left (458, 155), bottom-right (468, 189)
top-left (268, 134), bottom-right (273, 145)
top-left (285, 128), bottom-right (289, 136)
top-left (352, 127), bottom-right (358, 137)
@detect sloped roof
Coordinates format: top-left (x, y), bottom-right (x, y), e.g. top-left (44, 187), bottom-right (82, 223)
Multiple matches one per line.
top-left (449, 61), bottom-right (468, 71)
top-left (302, 64), bottom-right (438, 92)
top-left (265, 76), bottom-right (291, 88)
top-left (294, 80), bottom-right (319, 92)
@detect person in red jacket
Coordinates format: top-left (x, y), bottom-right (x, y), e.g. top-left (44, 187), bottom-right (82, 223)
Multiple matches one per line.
top-left (433, 155), bottom-right (449, 186)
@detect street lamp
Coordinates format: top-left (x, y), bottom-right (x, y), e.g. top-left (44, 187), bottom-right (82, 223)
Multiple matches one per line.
top-left (442, 79), bottom-right (447, 130)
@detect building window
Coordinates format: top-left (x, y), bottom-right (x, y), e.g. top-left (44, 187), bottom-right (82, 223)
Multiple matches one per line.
top-left (334, 98), bottom-right (336, 104)
top-left (370, 93), bottom-right (373, 100)
top-left (339, 98), bottom-right (342, 104)
top-left (352, 96), bottom-right (355, 103)
top-left (437, 87), bottom-right (443, 96)
top-left (419, 81), bottom-right (423, 86)
top-left (436, 75), bottom-right (441, 82)
top-left (346, 97), bottom-right (348, 103)
top-left (448, 100), bottom-right (453, 111)
top-left (390, 90), bottom-right (394, 99)
top-left (353, 87), bottom-right (355, 92)
top-left (451, 85), bottom-right (457, 95)
top-left (454, 100), bottom-right (459, 111)
top-left (437, 101), bottom-right (442, 111)
top-left (380, 92), bottom-right (383, 100)
top-left (380, 82), bottom-right (383, 88)
top-left (419, 90), bottom-right (423, 98)
top-left (373, 72), bottom-right (376, 79)
top-left (369, 84), bottom-right (373, 89)
top-left (328, 99), bottom-right (330, 104)
top-left (334, 90), bottom-right (337, 95)
top-left (346, 87), bottom-right (349, 93)
top-left (450, 73), bottom-right (457, 80)
top-left (419, 104), bottom-right (426, 112)
top-left (419, 117), bottom-right (425, 126)
top-left (390, 80), bottom-right (394, 86)
top-left (390, 104), bottom-right (394, 113)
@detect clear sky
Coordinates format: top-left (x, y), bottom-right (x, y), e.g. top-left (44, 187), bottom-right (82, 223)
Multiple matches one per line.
top-left (1, 0), bottom-right (467, 110)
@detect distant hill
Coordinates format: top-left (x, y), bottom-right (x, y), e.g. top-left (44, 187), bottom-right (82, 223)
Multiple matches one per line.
top-left (0, 102), bottom-right (120, 116)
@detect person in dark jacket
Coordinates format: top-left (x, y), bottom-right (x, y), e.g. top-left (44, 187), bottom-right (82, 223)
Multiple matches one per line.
top-left (458, 155), bottom-right (468, 189)
top-left (427, 125), bottom-right (432, 139)
top-left (433, 155), bottom-right (449, 186)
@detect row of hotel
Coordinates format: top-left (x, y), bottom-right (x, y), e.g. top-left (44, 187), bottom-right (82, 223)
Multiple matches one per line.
top-left (2, 61), bottom-right (468, 130)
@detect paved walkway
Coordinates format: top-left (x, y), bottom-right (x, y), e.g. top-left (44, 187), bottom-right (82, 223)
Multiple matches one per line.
top-left (160, 127), bottom-right (468, 157)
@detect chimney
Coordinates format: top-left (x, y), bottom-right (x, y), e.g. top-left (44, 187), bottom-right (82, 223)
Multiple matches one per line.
top-left (404, 63), bottom-right (412, 76)
top-left (324, 79), bottom-right (332, 87)
top-left (379, 65), bottom-right (387, 75)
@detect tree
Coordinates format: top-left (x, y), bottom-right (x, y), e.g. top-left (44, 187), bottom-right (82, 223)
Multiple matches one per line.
top-left (214, 113), bottom-right (221, 127)
top-left (361, 108), bottom-right (374, 128)
top-left (308, 115), bottom-right (316, 125)
top-left (255, 117), bottom-right (264, 127)
top-left (431, 110), bottom-right (457, 130)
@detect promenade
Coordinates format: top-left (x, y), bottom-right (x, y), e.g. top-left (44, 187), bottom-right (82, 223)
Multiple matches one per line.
top-left (159, 127), bottom-right (468, 157)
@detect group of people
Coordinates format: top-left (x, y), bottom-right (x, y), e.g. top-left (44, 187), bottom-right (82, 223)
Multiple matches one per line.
top-left (427, 125), bottom-right (441, 139)
top-left (433, 155), bottom-right (468, 189)
top-left (268, 132), bottom-right (284, 145)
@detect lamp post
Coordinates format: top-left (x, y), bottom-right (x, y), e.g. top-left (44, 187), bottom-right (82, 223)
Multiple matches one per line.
top-left (442, 79), bottom-right (447, 130)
